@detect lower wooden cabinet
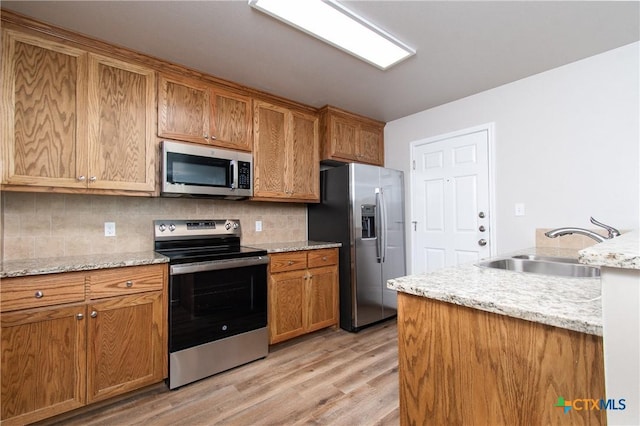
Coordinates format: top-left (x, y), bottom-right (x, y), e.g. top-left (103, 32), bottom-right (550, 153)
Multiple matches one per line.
top-left (268, 248), bottom-right (338, 344)
top-left (0, 264), bottom-right (167, 425)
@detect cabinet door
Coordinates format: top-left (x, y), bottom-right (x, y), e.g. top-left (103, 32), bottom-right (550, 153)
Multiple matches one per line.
top-left (329, 115), bottom-right (358, 161)
top-left (357, 124), bottom-right (384, 166)
top-left (306, 265), bottom-right (338, 333)
top-left (1, 29), bottom-right (88, 188)
top-left (86, 291), bottom-right (163, 403)
top-left (289, 110), bottom-right (319, 202)
top-left (157, 74), bottom-right (210, 144)
top-left (268, 270), bottom-right (306, 344)
top-left (253, 101), bottom-right (288, 199)
top-left (1, 304), bottom-right (86, 425)
top-left (210, 87), bottom-right (252, 151)
top-left (87, 54), bottom-right (155, 192)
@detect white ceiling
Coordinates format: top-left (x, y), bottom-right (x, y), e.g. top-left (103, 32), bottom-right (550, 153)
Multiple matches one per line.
top-left (3, 1), bottom-right (639, 122)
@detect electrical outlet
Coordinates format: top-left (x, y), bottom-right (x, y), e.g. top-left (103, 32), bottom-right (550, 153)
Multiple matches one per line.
top-left (255, 220), bottom-right (262, 232)
top-left (104, 222), bottom-right (116, 237)
top-left (514, 203), bottom-right (525, 216)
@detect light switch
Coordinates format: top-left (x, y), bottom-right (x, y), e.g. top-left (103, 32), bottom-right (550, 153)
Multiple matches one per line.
top-left (514, 203), bottom-right (525, 216)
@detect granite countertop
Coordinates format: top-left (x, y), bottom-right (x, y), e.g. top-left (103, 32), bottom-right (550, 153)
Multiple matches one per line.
top-left (247, 240), bottom-right (341, 253)
top-left (1, 251), bottom-right (169, 278)
top-left (387, 247), bottom-right (602, 336)
top-left (579, 229), bottom-right (640, 270)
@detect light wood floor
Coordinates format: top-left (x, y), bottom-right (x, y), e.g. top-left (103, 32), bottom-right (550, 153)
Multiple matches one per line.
top-left (39, 320), bottom-right (399, 426)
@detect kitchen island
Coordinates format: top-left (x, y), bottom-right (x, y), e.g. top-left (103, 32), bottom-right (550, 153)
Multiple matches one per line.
top-left (388, 247), bottom-right (605, 425)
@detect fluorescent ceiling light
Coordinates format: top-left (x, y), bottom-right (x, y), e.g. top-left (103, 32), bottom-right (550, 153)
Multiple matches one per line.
top-left (248, 0), bottom-right (415, 70)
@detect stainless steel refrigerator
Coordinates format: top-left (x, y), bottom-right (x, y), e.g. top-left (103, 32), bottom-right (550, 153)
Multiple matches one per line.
top-left (308, 163), bottom-right (406, 331)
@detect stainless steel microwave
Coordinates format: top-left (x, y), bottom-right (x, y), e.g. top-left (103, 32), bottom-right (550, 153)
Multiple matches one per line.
top-left (161, 140), bottom-right (253, 199)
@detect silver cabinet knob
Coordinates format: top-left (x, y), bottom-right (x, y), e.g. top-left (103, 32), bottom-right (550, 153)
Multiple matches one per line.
top-left (478, 239), bottom-right (487, 246)
top-left (90, 311), bottom-right (98, 318)
top-left (76, 313), bottom-right (84, 320)
top-left (211, 135), bottom-right (217, 140)
top-left (288, 260), bottom-right (294, 265)
top-left (34, 291), bottom-right (44, 299)
top-left (89, 176), bottom-right (97, 182)
top-left (77, 175), bottom-right (86, 182)
top-left (479, 225), bottom-right (486, 232)
top-left (126, 280), bottom-right (133, 288)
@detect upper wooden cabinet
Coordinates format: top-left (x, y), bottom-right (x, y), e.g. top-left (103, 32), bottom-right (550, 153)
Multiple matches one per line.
top-left (1, 29), bottom-right (156, 194)
top-left (319, 105), bottom-right (385, 166)
top-left (157, 73), bottom-right (252, 151)
top-left (253, 100), bottom-right (319, 202)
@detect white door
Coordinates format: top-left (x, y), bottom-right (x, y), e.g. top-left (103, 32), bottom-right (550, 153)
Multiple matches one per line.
top-left (411, 125), bottom-right (493, 273)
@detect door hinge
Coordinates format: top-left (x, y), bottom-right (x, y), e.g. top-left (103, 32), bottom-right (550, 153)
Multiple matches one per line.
top-left (412, 160), bottom-right (416, 170)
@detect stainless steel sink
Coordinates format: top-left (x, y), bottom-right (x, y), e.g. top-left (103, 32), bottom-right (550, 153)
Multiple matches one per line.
top-left (511, 254), bottom-right (580, 264)
top-left (477, 257), bottom-right (600, 278)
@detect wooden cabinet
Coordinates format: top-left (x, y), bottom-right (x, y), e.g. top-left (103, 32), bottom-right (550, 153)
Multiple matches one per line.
top-left (319, 105), bottom-right (385, 166)
top-left (0, 264), bottom-right (167, 425)
top-left (157, 73), bottom-right (252, 151)
top-left (253, 100), bottom-right (319, 202)
top-left (397, 292), bottom-right (606, 426)
top-left (1, 29), bottom-right (156, 195)
top-left (268, 248), bottom-right (338, 344)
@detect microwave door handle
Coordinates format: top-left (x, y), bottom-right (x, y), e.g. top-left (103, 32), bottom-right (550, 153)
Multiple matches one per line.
top-left (230, 160), bottom-right (237, 190)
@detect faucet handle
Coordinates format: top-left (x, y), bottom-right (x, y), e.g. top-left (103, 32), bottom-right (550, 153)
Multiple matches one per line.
top-left (590, 217), bottom-right (621, 238)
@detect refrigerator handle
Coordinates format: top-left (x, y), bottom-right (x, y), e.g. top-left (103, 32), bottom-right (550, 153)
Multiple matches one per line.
top-left (379, 188), bottom-right (387, 263)
top-left (375, 189), bottom-right (382, 263)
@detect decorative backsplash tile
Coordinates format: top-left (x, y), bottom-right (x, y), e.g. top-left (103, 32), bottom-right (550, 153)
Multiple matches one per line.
top-left (1, 192), bottom-right (307, 261)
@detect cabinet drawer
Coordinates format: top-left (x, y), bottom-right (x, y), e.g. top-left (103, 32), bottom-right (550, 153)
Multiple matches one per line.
top-left (307, 248), bottom-right (338, 268)
top-left (269, 252), bottom-right (307, 273)
top-left (88, 264), bottom-right (164, 299)
top-left (0, 272), bottom-right (86, 312)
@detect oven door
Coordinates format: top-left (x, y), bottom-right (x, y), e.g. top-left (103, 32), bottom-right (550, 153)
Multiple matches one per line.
top-left (169, 256), bottom-right (268, 353)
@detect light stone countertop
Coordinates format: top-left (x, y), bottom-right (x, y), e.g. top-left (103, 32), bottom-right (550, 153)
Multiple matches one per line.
top-left (579, 229), bottom-right (640, 270)
top-left (1, 251), bottom-right (169, 278)
top-left (387, 247), bottom-right (602, 336)
top-left (247, 240), bottom-right (341, 253)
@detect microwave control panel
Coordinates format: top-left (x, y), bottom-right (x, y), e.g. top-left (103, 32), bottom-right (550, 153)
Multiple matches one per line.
top-left (238, 161), bottom-right (251, 189)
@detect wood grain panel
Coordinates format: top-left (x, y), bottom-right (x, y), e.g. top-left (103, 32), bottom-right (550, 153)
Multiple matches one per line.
top-left (307, 248), bottom-right (338, 268)
top-left (289, 110), bottom-right (319, 201)
top-left (397, 292), bottom-right (606, 426)
top-left (306, 265), bottom-right (338, 333)
top-left (157, 74), bottom-right (209, 144)
top-left (253, 101), bottom-right (287, 199)
top-left (1, 303), bottom-right (86, 424)
top-left (87, 264), bottom-right (164, 299)
top-left (268, 270), bottom-right (306, 344)
top-left (331, 115), bottom-right (358, 161)
top-left (2, 29), bottom-right (87, 188)
top-left (359, 124), bottom-right (384, 165)
top-left (210, 88), bottom-right (252, 151)
top-left (269, 251), bottom-right (307, 273)
top-left (0, 272), bottom-right (86, 312)
top-left (86, 291), bottom-right (163, 403)
top-left (87, 54), bottom-right (155, 191)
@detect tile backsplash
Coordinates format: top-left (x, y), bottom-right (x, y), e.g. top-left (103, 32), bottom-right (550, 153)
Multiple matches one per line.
top-left (535, 228), bottom-right (607, 250)
top-left (1, 192), bottom-right (307, 261)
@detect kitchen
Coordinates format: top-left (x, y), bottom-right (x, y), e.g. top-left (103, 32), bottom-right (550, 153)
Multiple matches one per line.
top-left (1, 1), bottom-right (639, 425)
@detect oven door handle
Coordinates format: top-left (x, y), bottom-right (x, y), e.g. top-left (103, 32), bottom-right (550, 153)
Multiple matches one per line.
top-left (170, 255), bottom-right (269, 275)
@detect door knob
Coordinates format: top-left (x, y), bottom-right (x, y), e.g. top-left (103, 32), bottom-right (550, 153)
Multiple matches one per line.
top-left (478, 239), bottom-right (487, 246)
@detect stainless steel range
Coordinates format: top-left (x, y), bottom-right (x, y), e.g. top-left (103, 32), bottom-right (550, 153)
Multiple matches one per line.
top-left (154, 219), bottom-right (268, 389)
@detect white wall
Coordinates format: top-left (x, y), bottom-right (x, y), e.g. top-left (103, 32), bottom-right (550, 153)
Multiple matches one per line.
top-left (385, 42), bottom-right (640, 271)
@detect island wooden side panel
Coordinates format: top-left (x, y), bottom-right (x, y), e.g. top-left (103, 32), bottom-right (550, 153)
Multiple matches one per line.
top-left (397, 292), bottom-right (606, 426)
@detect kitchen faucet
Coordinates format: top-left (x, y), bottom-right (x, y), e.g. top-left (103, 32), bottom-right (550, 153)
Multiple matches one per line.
top-left (545, 217), bottom-right (621, 243)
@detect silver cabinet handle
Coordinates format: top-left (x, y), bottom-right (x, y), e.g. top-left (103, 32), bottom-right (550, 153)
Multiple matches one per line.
top-left (288, 261), bottom-right (294, 265)
top-left (322, 256), bottom-right (327, 261)
top-left (89, 176), bottom-right (97, 182)
top-left (34, 291), bottom-right (44, 299)
top-left (478, 239), bottom-right (487, 246)
top-left (76, 313), bottom-right (84, 320)
top-left (90, 311), bottom-right (98, 318)
top-left (126, 280), bottom-right (133, 288)
top-left (77, 175), bottom-right (86, 182)
top-left (211, 135), bottom-right (217, 140)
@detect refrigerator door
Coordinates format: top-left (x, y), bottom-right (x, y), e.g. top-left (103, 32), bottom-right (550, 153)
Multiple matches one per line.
top-left (380, 167), bottom-right (406, 317)
top-left (352, 164), bottom-right (384, 328)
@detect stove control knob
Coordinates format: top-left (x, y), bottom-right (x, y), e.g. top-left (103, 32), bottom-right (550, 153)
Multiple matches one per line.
top-left (232, 222), bottom-right (239, 230)
top-left (168, 224), bottom-right (176, 232)
top-left (158, 223), bottom-right (166, 232)
top-left (225, 222), bottom-right (231, 230)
